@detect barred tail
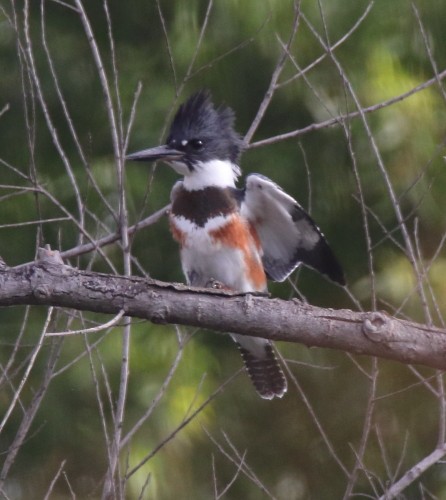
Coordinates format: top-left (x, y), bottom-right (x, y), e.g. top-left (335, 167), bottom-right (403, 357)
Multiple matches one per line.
top-left (232, 335), bottom-right (287, 399)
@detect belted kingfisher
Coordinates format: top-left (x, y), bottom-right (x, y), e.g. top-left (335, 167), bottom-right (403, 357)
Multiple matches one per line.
top-left (127, 90), bottom-right (345, 399)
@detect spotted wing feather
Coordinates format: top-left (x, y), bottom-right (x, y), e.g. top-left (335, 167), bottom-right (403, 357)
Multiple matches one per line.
top-left (242, 174), bottom-right (345, 285)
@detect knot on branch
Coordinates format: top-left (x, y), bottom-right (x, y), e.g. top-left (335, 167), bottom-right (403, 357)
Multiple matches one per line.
top-left (362, 312), bottom-right (390, 342)
top-left (38, 245), bottom-right (65, 266)
top-left (34, 284), bottom-right (51, 299)
top-left (151, 307), bottom-right (168, 324)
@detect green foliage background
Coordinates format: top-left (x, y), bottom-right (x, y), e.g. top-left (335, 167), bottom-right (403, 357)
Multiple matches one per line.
top-left (1, 0), bottom-right (446, 498)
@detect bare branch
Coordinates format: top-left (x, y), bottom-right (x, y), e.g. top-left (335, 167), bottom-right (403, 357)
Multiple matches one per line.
top-left (249, 68), bottom-right (446, 149)
top-left (0, 308), bottom-right (53, 435)
top-left (381, 446), bottom-right (446, 500)
top-left (60, 205), bottom-right (168, 261)
top-left (2, 257), bottom-right (446, 372)
top-left (44, 460), bottom-right (67, 500)
top-left (125, 370), bottom-right (241, 479)
top-left (244, 0), bottom-right (302, 144)
top-left (46, 309), bottom-right (125, 336)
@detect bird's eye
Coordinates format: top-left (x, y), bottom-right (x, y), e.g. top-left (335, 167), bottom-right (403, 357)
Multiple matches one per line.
top-left (189, 139), bottom-right (204, 150)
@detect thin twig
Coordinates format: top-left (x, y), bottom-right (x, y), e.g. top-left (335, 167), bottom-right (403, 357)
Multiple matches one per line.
top-left (0, 308), bottom-right (53, 436)
top-left (43, 460), bottom-right (67, 500)
top-left (244, 0), bottom-right (302, 144)
top-left (45, 309), bottom-right (125, 336)
top-left (125, 370), bottom-right (242, 479)
top-left (249, 67), bottom-right (446, 149)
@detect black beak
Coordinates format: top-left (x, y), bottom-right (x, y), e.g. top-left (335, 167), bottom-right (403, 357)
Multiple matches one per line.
top-left (125, 144), bottom-right (184, 162)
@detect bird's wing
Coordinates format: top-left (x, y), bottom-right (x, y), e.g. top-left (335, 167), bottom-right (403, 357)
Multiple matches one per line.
top-left (241, 174), bottom-right (345, 285)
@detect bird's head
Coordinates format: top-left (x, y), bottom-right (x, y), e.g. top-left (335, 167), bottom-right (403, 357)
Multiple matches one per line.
top-left (127, 90), bottom-right (244, 189)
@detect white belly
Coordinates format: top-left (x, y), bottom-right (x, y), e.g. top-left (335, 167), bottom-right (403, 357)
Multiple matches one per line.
top-left (171, 213), bottom-right (261, 292)
top-left (181, 244), bottom-right (253, 291)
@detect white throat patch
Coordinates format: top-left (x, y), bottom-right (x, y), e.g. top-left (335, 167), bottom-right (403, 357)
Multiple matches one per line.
top-left (182, 159), bottom-right (240, 190)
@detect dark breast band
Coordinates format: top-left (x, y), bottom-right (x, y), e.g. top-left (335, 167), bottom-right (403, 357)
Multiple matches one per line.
top-left (171, 186), bottom-right (243, 227)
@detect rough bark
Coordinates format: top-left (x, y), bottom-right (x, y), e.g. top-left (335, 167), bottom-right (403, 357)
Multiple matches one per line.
top-left (1, 249), bottom-right (446, 370)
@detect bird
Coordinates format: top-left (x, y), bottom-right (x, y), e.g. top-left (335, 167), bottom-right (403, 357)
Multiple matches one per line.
top-left (126, 90), bottom-right (345, 400)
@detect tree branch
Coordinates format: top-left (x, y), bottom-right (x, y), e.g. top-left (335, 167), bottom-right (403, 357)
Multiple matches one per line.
top-left (1, 248), bottom-right (446, 371)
